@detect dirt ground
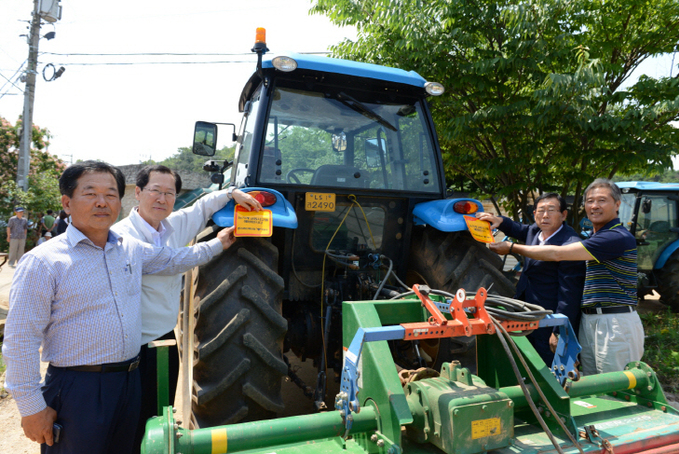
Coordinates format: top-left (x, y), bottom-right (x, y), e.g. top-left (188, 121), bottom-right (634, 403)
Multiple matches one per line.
top-left (0, 362), bottom-right (48, 454)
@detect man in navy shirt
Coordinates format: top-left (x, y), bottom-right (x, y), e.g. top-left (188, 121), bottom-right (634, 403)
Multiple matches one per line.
top-left (489, 179), bottom-right (643, 375)
top-left (478, 193), bottom-right (585, 366)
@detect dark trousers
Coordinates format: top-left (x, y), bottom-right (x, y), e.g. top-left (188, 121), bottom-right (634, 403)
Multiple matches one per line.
top-left (133, 330), bottom-right (179, 454)
top-left (527, 327), bottom-right (556, 366)
top-left (41, 363), bottom-right (141, 454)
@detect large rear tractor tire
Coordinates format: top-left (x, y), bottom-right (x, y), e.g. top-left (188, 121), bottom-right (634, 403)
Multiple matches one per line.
top-left (656, 251), bottom-right (679, 312)
top-left (189, 233), bottom-right (287, 428)
top-left (408, 228), bottom-right (516, 297)
top-left (404, 228), bottom-right (515, 370)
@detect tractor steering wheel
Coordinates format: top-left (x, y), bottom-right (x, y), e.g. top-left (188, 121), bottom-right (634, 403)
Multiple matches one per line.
top-left (286, 168), bottom-right (315, 184)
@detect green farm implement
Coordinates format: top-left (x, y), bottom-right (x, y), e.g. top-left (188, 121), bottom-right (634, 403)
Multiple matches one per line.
top-left (143, 286), bottom-right (679, 454)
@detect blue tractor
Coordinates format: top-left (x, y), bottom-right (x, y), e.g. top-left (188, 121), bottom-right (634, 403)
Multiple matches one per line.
top-left (181, 30), bottom-right (514, 429)
top-left (617, 181), bottom-right (679, 310)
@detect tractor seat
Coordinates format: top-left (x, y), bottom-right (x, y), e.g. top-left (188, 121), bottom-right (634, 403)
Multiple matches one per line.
top-left (310, 165), bottom-right (368, 188)
top-left (649, 220), bottom-right (671, 233)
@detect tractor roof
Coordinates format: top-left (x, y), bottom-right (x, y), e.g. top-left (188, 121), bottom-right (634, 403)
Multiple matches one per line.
top-left (262, 52), bottom-right (428, 87)
top-left (239, 53), bottom-right (428, 112)
top-left (616, 181), bottom-right (679, 191)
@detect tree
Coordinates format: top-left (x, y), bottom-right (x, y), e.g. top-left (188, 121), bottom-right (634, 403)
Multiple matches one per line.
top-left (145, 145), bottom-right (236, 174)
top-left (312, 0), bottom-right (679, 226)
top-left (0, 116), bottom-right (65, 249)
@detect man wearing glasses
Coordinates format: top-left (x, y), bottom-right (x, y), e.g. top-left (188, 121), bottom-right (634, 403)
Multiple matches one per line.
top-left (112, 165), bottom-right (261, 452)
top-left (477, 193), bottom-right (585, 366)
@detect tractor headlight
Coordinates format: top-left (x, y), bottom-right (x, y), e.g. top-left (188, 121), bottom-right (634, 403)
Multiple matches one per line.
top-left (424, 82), bottom-right (445, 96)
top-left (272, 56), bottom-right (298, 72)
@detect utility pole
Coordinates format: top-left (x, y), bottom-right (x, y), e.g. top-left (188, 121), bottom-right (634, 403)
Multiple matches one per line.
top-left (17, 0), bottom-right (41, 192)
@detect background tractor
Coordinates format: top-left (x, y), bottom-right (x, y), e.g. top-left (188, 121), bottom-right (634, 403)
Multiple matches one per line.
top-left (617, 181), bottom-right (679, 310)
top-left (179, 30), bottom-right (515, 429)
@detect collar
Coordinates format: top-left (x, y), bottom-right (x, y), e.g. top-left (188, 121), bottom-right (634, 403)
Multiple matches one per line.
top-left (538, 223), bottom-right (564, 244)
top-left (65, 224), bottom-right (123, 250)
top-left (129, 207), bottom-right (174, 245)
top-left (593, 217), bottom-right (622, 235)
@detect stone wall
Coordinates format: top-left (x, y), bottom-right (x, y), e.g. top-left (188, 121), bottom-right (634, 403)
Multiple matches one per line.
top-left (117, 164), bottom-right (211, 219)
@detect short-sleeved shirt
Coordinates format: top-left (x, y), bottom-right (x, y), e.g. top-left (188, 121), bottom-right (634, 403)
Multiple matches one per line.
top-left (580, 218), bottom-right (637, 308)
top-left (7, 216), bottom-right (28, 240)
top-left (43, 215), bottom-right (55, 230)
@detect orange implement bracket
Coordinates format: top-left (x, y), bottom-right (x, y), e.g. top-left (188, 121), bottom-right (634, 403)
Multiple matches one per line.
top-left (402, 285), bottom-right (496, 341)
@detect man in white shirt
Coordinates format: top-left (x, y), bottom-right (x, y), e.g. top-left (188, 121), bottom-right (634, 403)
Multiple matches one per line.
top-left (111, 165), bottom-right (261, 451)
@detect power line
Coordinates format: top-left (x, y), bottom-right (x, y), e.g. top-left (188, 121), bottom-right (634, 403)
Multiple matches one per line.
top-left (42, 51), bottom-right (251, 57)
top-left (48, 60), bottom-right (256, 66)
top-left (42, 51), bottom-right (330, 57)
top-left (0, 61), bottom-right (27, 99)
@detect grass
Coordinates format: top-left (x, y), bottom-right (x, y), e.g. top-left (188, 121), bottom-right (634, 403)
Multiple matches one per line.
top-left (641, 310), bottom-right (679, 394)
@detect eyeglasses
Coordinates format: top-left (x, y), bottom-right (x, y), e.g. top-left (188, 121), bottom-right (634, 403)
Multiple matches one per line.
top-left (535, 207), bottom-right (559, 215)
top-left (143, 188), bottom-right (176, 199)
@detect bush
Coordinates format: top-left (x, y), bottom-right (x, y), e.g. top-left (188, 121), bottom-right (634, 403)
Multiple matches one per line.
top-left (641, 310), bottom-right (679, 393)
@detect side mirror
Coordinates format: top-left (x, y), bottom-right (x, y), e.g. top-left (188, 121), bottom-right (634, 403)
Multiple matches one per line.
top-left (193, 121), bottom-right (218, 156)
top-left (642, 198), bottom-right (652, 214)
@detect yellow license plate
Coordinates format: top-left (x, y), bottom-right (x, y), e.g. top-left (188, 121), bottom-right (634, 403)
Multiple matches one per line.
top-left (305, 193), bottom-right (336, 212)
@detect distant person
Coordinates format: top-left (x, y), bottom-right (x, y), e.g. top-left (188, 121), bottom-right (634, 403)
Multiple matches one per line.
top-left (41, 209), bottom-right (56, 236)
top-left (53, 210), bottom-right (69, 236)
top-left (2, 161), bottom-right (236, 454)
top-left (489, 179), bottom-right (643, 375)
top-left (36, 231), bottom-right (52, 246)
top-left (112, 165), bottom-right (261, 453)
top-left (6, 207), bottom-right (28, 268)
top-left (477, 193), bottom-right (585, 365)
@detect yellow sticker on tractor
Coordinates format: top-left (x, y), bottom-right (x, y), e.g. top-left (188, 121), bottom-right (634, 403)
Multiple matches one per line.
top-left (305, 192), bottom-right (336, 211)
top-left (471, 417), bottom-right (501, 439)
top-left (464, 215), bottom-right (495, 243)
top-left (234, 205), bottom-right (273, 237)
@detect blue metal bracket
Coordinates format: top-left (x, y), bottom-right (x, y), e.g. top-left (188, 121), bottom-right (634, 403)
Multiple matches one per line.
top-left (337, 326), bottom-right (405, 433)
top-left (538, 313), bottom-right (582, 385)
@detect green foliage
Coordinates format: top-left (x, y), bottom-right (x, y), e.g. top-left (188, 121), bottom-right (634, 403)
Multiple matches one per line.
top-left (149, 145), bottom-right (236, 174)
top-left (614, 167), bottom-right (679, 184)
top-left (641, 310), bottom-right (679, 393)
top-left (0, 117), bottom-right (65, 251)
top-left (312, 0), bottom-right (679, 225)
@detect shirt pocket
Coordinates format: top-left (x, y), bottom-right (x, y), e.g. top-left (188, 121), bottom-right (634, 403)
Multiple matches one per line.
top-left (125, 259), bottom-right (142, 296)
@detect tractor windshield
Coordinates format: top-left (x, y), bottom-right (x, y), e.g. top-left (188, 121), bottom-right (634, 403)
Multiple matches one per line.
top-left (258, 82), bottom-right (441, 194)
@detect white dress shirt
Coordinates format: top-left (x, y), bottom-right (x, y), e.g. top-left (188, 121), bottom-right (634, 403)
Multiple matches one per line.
top-left (111, 189), bottom-right (232, 344)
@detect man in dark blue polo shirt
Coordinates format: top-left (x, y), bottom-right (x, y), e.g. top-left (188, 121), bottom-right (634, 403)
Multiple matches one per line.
top-left (489, 179), bottom-right (644, 375)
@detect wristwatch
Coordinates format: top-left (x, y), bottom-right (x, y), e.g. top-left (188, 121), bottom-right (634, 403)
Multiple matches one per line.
top-left (226, 186), bottom-right (236, 199)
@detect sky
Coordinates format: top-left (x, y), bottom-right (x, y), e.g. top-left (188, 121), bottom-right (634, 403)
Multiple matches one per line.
top-left (1, 1), bottom-right (678, 169)
top-left (0, 0), bottom-right (357, 165)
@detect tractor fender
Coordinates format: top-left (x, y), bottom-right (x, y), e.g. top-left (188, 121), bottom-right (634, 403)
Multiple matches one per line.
top-left (211, 187), bottom-right (298, 229)
top-left (654, 239), bottom-right (679, 269)
top-left (412, 198), bottom-right (484, 232)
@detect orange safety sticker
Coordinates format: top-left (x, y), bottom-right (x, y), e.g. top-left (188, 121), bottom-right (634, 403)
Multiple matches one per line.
top-left (234, 205), bottom-right (273, 237)
top-left (463, 216), bottom-right (495, 243)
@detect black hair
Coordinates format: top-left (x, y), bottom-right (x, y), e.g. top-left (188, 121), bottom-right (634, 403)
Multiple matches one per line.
top-left (46, 209), bottom-right (53, 215)
top-left (59, 160), bottom-right (126, 198)
top-left (136, 165), bottom-right (182, 193)
top-left (534, 192), bottom-right (567, 212)
top-left (59, 210), bottom-right (68, 220)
